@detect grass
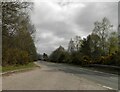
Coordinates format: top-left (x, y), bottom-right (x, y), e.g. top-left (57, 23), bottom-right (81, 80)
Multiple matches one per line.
top-left (2, 62), bottom-right (39, 72)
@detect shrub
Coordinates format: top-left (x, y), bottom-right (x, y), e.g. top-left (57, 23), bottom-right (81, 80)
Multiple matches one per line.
top-left (81, 55), bottom-right (91, 65)
top-left (94, 52), bottom-right (120, 66)
top-left (71, 52), bottom-right (82, 65)
top-left (17, 50), bottom-right (30, 65)
top-left (2, 48), bottom-right (30, 66)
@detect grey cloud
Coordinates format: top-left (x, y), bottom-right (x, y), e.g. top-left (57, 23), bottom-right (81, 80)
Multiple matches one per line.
top-left (36, 21), bottom-right (76, 38)
top-left (31, 2), bottom-right (118, 54)
top-left (74, 2), bottom-right (118, 33)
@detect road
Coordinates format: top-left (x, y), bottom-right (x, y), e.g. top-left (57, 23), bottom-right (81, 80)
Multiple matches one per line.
top-left (2, 61), bottom-right (118, 90)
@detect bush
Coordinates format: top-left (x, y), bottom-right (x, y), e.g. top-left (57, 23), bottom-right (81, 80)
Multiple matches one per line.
top-left (2, 48), bottom-right (30, 66)
top-left (71, 52), bottom-right (81, 65)
top-left (70, 52), bottom-right (91, 66)
top-left (82, 55), bottom-right (91, 65)
top-left (93, 52), bottom-right (120, 66)
top-left (17, 50), bottom-right (30, 65)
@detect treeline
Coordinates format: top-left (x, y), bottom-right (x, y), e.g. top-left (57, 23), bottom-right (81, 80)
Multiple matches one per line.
top-left (2, 2), bottom-right (37, 66)
top-left (49, 17), bottom-right (120, 66)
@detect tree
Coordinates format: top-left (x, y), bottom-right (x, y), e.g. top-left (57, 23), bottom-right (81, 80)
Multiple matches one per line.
top-left (93, 17), bottom-right (113, 55)
top-left (73, 36), bottom-right (82, 51)
top-left (68, 38), bottom-right (75, 53)
top-left (108, 32), bottom-right (118, 54)
top-left (68, 36), bottom-right (82, 53)
top-left (89, 33), bottom-right (101, 58)
top-left (49, 46), bottom-right (70, 63)
top-left (2, 2), bottom-right (37, 66)
top-left (80, 36), bottom-right (91, 57)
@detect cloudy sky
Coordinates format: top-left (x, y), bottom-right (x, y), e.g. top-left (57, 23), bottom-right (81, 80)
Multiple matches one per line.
top-left (30, 0), bottom-right (118, 55)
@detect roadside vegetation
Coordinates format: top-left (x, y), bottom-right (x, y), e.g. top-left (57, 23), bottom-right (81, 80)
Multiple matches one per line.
top-left (2, 2), bottom-right (37, 70)
top-left (49, 17), bottom-right (120, 67)
top-left (2, 62), bottom-right (38, 72)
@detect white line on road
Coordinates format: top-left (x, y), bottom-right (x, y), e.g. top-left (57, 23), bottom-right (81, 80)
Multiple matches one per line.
top-left (97, 84), bottom-right (114, 90)
top-left (102, 86), bottom-right (113, 90)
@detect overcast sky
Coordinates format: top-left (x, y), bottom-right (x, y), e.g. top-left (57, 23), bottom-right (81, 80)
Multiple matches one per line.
top-left (30, 1), bottom-right (118, 55)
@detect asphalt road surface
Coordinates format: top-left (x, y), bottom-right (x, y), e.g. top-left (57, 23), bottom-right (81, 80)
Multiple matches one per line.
top-left (2, 61), bottom-right (118, 90)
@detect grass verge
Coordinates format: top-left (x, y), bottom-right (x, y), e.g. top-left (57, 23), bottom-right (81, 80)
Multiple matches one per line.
top-left (2, 62), bottom-right (39, 73)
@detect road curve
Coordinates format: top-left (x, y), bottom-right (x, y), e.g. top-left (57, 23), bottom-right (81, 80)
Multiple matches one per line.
top-left (2, 61), bottom-right (118, 90)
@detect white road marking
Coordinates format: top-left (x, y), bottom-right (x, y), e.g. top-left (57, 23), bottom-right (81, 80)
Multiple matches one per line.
top-left (97, 84), bottom-right (114, 90)
top-left (102, 86), bottom-right (113, 90)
